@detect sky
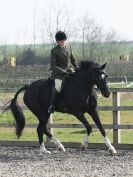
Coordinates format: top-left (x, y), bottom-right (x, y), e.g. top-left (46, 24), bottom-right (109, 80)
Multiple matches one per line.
top-left (0, 0), bottom-right (133, 44)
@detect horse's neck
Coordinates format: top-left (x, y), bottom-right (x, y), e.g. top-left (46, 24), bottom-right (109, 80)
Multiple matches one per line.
top-left (74, 70), bottom-right (94, 87)
top-left (72, 71), bottom-right (94, 92)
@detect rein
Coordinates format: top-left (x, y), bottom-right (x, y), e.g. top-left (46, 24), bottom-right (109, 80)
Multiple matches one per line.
top-left (65, 74), bottom-right (94, 91)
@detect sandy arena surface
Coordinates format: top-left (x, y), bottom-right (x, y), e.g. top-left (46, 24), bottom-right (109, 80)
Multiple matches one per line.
top-left (0, 147), bottom-right (132, 177)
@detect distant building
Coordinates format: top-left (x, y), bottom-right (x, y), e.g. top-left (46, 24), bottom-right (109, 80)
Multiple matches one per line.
top-left (7, 57), bottom-right (16, 67)
top-left (119, 55), bottom-right (129, 62)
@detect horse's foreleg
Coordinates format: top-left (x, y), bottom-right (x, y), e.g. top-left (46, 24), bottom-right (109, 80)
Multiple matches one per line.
top-left (43, 127), bottom-right (65, 152)
top-left (74, 112), bottom-right (92, 150)
top-left (88, 110), bottom-right (117, 154)
top-left (104, 136), bottom-right (117, 154)
top-left (81, 133), bottom-right (89, 150)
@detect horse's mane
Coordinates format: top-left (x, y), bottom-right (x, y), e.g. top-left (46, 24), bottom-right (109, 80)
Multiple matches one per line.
top-left (79, 60), bottom-right (99, 70)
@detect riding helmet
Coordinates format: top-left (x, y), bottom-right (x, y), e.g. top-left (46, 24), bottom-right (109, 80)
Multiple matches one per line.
top-left (55, 31), bottom-right (67, 41)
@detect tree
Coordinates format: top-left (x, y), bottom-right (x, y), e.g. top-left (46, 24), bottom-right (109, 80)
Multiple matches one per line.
top-left (78, 15), bottom-right (104, 62)
top-left (40, 3), bottom-right (73, 47)
top-left (20, 48), bottom-right (36, 65)
top-left (104, 30), bottom-right (124, 62)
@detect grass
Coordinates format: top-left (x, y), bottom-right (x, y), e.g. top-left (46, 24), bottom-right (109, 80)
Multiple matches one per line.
top-left (0, 127), bottom-right (132, 144)
top-left (0, 110), bottom-right (133, 144)
top-left (0, 128), bottom-right (38, 141)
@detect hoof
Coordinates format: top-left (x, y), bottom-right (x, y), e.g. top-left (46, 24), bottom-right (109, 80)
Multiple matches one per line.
top-left (81, 141), bottom-right (88, 151)
top-left (58, 147), bottom-right (62, 151)
top-left (40, 148), bottom-right (51, 154)
top-left (109, 149), bottom-right (117, 156)
top-left (81, 146), bottom-right (86, 151)
top-left (58, 144), bottom-right (66, 152)
top-left (58, 147), bottom-right (66, 152)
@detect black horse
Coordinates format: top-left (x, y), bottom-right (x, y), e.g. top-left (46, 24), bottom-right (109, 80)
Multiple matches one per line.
top-left (5, 60), bottom-right (117, 154)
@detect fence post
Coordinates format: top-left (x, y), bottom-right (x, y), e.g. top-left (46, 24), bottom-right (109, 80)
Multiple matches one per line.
top-left (46, 114), bottom-right (53, 142)
top-left (112, 91), bottom-right (121, 144)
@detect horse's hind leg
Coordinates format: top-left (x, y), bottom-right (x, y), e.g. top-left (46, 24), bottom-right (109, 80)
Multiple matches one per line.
top-left (31, 108), bottom-right (51, 154)
top-left (36, 111), bottom-right (65, 153)
top-left (37, 121), bottom-right (51, 154)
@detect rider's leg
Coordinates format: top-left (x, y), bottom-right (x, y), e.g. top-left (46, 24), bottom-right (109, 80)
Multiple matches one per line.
top-left (48, 79), bottom-right (62, 114)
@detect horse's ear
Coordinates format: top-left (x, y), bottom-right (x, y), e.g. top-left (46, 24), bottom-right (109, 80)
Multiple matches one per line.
top-left (100, 63), bottom-right (107, 70)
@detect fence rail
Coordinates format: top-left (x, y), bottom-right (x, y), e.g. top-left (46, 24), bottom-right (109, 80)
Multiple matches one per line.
top-left (0, 88), bottom-right (132, 149)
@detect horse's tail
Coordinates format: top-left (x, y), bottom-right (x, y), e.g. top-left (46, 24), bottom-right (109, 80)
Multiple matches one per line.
top-left (4, 85), bottom-right (29, 139)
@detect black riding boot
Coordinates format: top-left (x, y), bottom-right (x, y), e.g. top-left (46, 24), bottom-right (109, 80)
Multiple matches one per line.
top-left (48, 89), bottom-right (59, 114)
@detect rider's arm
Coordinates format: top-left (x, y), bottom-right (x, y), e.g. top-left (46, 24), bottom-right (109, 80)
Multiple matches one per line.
top-left (70, 47), bottom-right (79, 70)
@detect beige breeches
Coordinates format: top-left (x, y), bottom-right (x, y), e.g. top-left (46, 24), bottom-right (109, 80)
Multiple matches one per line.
top-left (55, 79), bottom-right (63, 93)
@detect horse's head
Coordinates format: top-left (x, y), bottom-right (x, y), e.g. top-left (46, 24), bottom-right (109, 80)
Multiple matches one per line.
top-left (93, 63), bottom-right (110, 98)
top-left (78, 60), bottom-right (110, 98)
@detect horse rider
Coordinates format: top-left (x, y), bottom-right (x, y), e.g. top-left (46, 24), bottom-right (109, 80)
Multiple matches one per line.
top-left (48, 31), bottom-right (79, 114)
